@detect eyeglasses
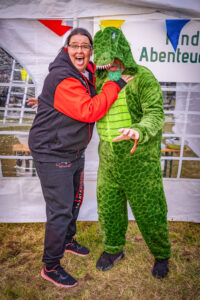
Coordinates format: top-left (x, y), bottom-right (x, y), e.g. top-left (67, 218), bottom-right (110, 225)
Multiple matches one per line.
top-left (68, 44), bottom-right (91, 51)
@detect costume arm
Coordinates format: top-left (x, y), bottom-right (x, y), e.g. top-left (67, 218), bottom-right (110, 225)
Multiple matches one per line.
top-left (130, 69), bottom-right (165, 144)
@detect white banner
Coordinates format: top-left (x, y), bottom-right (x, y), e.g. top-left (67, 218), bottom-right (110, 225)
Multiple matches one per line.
top-left (94, 17), bottom-right (200, 83)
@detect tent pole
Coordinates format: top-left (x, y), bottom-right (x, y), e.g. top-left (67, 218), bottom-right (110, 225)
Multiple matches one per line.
top-left (73, 18), bottom-right (79, 28)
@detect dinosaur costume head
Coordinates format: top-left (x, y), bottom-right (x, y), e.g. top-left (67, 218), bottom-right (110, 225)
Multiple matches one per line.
top-left (94, 26), bottom-right (138, 73)
top-left (93, 24), bottom-right (139, 146)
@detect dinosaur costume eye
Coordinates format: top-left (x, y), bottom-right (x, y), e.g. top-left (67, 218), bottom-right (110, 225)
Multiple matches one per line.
top-left (112, 32), bottom-right (115, 39)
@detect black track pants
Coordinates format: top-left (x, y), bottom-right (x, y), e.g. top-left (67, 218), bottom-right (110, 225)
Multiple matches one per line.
top-left (34, 155), bottom-right (85, 265)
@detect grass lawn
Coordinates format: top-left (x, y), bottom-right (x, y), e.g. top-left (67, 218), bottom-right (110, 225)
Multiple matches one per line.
top-left (0, 221), bottom-right (200, 300)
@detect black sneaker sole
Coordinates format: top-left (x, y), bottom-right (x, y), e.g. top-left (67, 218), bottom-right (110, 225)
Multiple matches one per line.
top-left (41, 269), bottom-right (78, 288)
top-left (65, 249), bottom-right (90, 256)
top-left (96, 251), bottom-right (125, 271)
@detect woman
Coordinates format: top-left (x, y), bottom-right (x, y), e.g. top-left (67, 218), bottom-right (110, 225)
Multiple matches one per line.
top-left (28, 27), bottom-right (133, 288)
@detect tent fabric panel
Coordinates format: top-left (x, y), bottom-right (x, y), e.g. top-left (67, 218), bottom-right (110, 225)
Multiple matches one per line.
top-left (0, 0), bottom-right (200, 19)
top-left (0, 178), bottom-right (199, 222)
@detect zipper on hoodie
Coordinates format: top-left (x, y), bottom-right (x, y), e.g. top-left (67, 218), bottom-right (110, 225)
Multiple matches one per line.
top-left (80, 72), bottom-right (93, 148)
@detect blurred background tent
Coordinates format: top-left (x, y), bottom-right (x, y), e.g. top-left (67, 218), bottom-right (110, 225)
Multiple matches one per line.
top-left (0, 0), bottom-right (200, 222)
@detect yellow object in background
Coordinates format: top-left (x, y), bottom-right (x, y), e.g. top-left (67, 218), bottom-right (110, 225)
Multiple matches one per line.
top-left (100, 20), bottom-right (125, 29)
top-left (20, 68), bottom-right (28, 81)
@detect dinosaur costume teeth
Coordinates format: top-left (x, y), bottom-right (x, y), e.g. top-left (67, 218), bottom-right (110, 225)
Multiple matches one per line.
top-left (94, 25), bottom-right (171, 259)
top-left (96, 63), bottom-right (112, 69)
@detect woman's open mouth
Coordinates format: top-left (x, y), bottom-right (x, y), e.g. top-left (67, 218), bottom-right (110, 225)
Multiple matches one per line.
top-left (75, 57), bottom-right (84, 66)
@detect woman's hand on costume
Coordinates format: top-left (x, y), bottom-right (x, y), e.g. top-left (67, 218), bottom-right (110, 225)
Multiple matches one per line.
top-left (26, 98), bottom-right (38, 109)
top-left (121, 75), bottom-right (134, 83)
top-left (113, 128), bottom-right (140, 142)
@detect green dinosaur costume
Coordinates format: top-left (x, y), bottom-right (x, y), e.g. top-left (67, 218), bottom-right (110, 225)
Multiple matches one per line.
top-left (94, 26), bottom-right (171, 259)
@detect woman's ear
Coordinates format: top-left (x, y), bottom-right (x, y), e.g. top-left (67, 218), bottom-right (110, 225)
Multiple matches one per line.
top-left (90, 47), bottom-right (93, 56)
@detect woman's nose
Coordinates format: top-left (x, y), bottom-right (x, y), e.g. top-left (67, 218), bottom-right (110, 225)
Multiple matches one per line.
top-left (77, 46), bottom-right (83, 53)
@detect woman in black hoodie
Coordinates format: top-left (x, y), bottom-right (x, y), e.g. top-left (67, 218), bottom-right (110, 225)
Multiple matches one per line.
top-left (28, 27), bottom-right (133, 288)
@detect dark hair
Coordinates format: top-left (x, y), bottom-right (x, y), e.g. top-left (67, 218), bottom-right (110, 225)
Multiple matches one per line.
top-left (65, 27), bottom-right (93, 47)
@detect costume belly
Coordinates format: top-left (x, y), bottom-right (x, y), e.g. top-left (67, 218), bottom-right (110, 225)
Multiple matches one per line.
top-left (97, 87), bottom-right (132, 142)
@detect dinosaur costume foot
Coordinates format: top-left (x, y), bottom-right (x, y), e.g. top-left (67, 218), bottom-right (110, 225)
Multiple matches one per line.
top-left (152, 258), bottom-right (169, 279)
top-left (96, 251), bottom-right (125, 271)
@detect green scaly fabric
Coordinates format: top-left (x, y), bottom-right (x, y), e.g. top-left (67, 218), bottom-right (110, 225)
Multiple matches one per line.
top-left (97, 77), bottom-right (132, 142)
top-left (93, 26), bottom-right (171, 259)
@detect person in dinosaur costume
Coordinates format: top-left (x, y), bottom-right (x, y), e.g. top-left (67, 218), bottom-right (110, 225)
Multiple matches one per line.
top-left (93, 23), bottom-right (171, 279)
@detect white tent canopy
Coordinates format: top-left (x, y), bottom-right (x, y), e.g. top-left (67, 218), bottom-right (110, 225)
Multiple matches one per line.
top-left (0, 0), bottom-right (200, 19)
top-left (0, 1), bottom-right (200, 223)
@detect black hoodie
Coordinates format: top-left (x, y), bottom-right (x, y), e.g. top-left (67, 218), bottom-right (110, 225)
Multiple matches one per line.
top-left (28, 47), bottom-right (125, 162)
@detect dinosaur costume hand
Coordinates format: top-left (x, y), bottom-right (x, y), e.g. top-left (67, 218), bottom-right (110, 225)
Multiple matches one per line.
top-left (121, 75), bottom-right (134, 83)
top-left (113, 128), bottom-right (139, 154)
